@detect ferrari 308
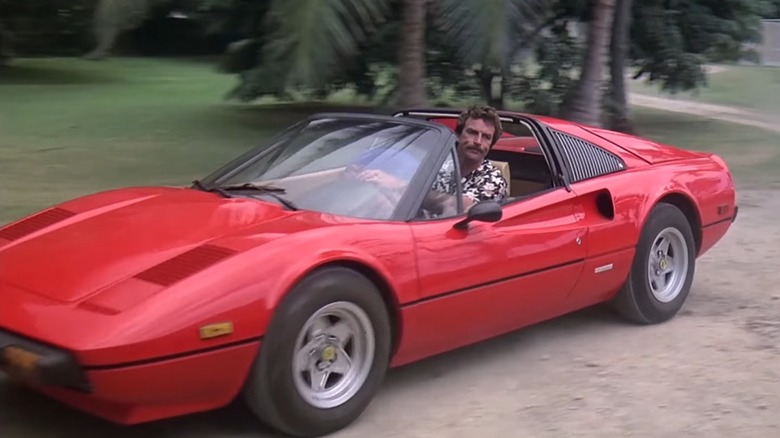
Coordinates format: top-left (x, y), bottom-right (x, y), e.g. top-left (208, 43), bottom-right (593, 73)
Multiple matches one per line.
top-left (0, 108), bottom-right (738, 437)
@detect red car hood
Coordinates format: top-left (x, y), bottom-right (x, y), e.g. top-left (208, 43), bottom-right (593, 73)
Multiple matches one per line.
top-left (0, 186), bottom-right (295, 303)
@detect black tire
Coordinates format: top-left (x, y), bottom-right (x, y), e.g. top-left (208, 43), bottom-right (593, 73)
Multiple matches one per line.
top-left (243, 266), bottom-right (392, 437)
top-left (612, 202), bottom-right (697, 324)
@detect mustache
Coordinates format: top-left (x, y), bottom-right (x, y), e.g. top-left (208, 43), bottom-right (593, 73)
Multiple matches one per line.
top-left (457, 141), bottom-right (482, 149)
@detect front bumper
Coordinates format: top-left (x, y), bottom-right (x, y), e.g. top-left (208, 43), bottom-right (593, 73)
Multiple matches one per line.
top-left (1, 328), bottom-right (262, 424)
top-left (0, 328), bottom-right (90, 392)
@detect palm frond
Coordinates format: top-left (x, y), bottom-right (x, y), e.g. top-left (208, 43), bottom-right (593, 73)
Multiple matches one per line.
top-left (433, 0), bottom-right (552, 69)
top-left (262, 0), bottom-right (391, 88)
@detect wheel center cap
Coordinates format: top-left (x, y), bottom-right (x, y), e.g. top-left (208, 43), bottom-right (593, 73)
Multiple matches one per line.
top-left (321, 345), bottom-right (337, 362)
top-left (659, 258), bottom-right (668, 270)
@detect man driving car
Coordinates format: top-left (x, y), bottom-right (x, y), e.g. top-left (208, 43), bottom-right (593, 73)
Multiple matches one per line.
top-left (353, 105), bottom-right (509, 217)
top-left (425, 105), bottom-right (509, 215)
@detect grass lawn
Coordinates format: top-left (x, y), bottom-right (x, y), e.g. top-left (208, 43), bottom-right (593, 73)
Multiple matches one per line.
top-left (1, 57), bottom-right (779, 225)
top-left (628, 64), bottom-right (780, 113)
top-left (629, 107), bottom-right (780, 189)
top-left (0, 57), bottom-right (377, 224)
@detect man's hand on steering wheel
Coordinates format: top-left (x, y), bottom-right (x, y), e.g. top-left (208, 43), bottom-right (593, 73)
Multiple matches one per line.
top-left (356, 169), bottom-right (406, 191)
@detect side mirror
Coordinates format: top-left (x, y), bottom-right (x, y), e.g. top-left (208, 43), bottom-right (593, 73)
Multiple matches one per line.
top-left (454, 201), bottom-right (502, 230)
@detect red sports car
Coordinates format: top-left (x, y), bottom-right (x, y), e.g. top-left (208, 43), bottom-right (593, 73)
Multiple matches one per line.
top-left (0, 108), bottom-right (737, 437)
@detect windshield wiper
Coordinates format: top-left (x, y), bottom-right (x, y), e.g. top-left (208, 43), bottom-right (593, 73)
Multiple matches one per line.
top-left (220, 182), bottom-right (286, 192)
top-left (192, 179), bottom-right (232, 198)
top-left (218, 183), bottom-right (298, 211)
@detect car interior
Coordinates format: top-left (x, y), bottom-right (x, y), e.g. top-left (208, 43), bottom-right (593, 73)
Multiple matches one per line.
top-left (252, 114), bottom-right (557, 211)
top-left (423, 116), bottom-right (556, 202)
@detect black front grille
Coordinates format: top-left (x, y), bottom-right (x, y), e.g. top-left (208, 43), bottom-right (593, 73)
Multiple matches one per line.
top-left (550, 130), bottom-right (625, 183)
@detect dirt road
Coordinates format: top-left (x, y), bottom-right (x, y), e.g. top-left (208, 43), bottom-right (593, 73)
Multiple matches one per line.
top-left (1, 188), bottom-right (778, 437)
top-left (627, 64), bottom-right (780, 132)
top-left (629, 93), bottom-right (780, 133)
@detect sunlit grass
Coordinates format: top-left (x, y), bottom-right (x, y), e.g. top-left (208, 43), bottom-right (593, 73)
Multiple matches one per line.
top-left (0, 57), bottom-right (281, 223)
top-left (630, 107), bottom-right (780, 188)
top-left (628, 64), bottom-right (780, 113)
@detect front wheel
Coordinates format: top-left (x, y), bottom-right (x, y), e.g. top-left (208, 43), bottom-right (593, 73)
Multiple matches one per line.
top-left (243, 266), bottom-right (392, 437)
top-left (612, 202), bottom-right (697, 324)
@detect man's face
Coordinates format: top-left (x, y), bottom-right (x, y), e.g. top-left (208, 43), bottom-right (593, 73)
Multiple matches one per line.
top-left (457, 117), bottom-right (495, 165)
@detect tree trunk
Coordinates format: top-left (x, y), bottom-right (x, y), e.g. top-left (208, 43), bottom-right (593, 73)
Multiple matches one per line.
top-left (560, 0), bottom-right (616, 126)
top-left (84, 26), bottom-right (119, 60)
top-left (0, 24), bottom-right (14, 66)
top-left (396, 0), bottom-right (429, 107)
top-left (606, 0), bottom-right (636, 134)
top-left (475, 68), bottom-right (504, 109)
top-left (83, 0), bottom-right (152, 60)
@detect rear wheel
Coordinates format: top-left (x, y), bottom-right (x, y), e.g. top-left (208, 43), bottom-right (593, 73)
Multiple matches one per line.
top-left (243, 266), bottom-right (392, 437)
top-left (612, 202), bottom-right (696, 324)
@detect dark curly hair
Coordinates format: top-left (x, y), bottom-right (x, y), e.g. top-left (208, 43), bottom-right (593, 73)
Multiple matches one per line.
top-left (454, 105), bottom-right (503, 147)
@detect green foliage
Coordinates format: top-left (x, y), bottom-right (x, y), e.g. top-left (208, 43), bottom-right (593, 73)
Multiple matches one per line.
top-left (92, 0), bottom-right (157, 32)
top-left (630, 0), bottom-right (767, 93)
top-left (1, 0), bottom-right (773, 107)
top-left (432, 0), bottom-right (551, 69)
top-left (506, 21), bottom-right (581, 115)
top-left (222, 0), bottom-right (558, 103)
top-left (760, 0), bottom-right (780, 18)
top-left (224, 0), bottom-right (393, 101)
top-left (259, 0), bottom-right (390, 89)
top-left (0, 0), bottom-right (94, 57)
top-left (187, 0), bottom-right (270, 37)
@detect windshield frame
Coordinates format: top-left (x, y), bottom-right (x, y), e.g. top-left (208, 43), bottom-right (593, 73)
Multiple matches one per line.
top-left (197, 112), bottom-right (458, 222)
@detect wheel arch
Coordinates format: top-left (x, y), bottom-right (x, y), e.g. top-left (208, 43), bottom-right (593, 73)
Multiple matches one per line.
top-left (652, 192), bottom-right (702, 255)
top-left (305, 260), bottom-right (404, 358)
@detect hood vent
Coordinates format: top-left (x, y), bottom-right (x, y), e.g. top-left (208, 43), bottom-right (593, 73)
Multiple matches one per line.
top-left (134, 244), bottom-right (237, 287)
top-left (0, 208), bottom-right (76, 241)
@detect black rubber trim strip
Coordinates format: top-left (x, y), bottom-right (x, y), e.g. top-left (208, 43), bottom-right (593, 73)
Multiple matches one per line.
top-left (83, 336), bottom-right (263, 371)
top-left (702, 216), bottom-right (736, 228)
top-left (401, 258), bottom-right (586, 308)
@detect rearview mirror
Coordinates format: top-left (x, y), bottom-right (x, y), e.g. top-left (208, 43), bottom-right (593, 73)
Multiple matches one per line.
top-left (454, 201), bottom-right (502, 230)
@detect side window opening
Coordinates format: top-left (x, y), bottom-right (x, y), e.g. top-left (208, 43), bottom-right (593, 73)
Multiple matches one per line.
top-left (486, 125), bottom-right (556, 201)
top-left (406, 113), bottom-right (559, 203)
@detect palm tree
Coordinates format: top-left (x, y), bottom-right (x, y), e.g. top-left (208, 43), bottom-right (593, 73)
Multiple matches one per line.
top-left (606, 0), bottom-right (635, 133)
top-left (560, 0), bottom-right (617, 126)
top-left (258, 0), bottom-right (551, 107)
top-left (433, 0), bottom-right (551, 108)
top-left (396, 0), bottom-right (429, 107)
top-left (85, 0), bottom-right (161, 59)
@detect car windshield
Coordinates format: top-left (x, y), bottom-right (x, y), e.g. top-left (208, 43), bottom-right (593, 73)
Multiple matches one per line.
top-left (207, 116), bottom-right (442, 220)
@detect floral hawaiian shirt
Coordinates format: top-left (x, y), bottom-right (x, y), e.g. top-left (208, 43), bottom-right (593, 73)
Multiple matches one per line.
top-left (432, 159), bottom-right (509, 203)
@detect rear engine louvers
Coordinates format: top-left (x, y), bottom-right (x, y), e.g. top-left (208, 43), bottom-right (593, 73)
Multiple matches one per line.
top-left (133, 244), bottom-right (237, 287)
top-left (0, 208), bottom-right (76, 241)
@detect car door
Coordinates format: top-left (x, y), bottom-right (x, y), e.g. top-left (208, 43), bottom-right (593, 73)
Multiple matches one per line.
top-left (399, 149), bottom-right (589, 360)
top-left (543, 125), bottom-right (641, 311)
